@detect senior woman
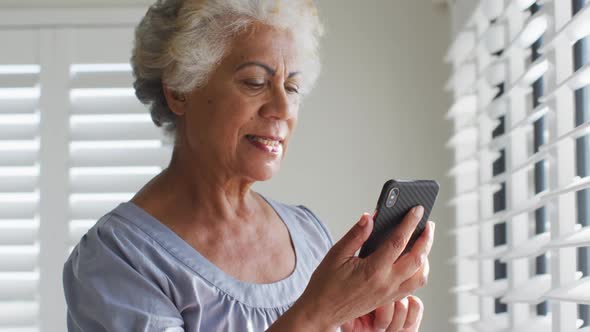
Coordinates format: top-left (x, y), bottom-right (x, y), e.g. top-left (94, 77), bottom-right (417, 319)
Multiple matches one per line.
top-left (63, 0), bottom-right (435, 331)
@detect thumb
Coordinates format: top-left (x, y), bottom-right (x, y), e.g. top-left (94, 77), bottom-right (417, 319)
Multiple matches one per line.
top-left (330, 213), bottom-right (373, 258)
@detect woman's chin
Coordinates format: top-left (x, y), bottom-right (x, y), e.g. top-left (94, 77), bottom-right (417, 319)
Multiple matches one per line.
top-left (244, 163), bottom-right (280, 182)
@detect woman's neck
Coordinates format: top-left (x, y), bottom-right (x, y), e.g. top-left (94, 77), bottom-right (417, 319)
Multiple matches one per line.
top-left (132, 144), bottom-right (261, 227)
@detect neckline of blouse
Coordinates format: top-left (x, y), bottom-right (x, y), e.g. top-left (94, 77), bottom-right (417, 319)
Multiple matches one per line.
top-left (112, 193), bottom-right (306, 309)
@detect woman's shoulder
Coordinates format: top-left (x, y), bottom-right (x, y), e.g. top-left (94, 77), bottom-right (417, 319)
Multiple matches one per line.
top-left (63, 203), bottom-right (185, 330)
top-left (67, 202), bottom-right (159, 259)
top-left (63, 202), bottom-right (177, 290)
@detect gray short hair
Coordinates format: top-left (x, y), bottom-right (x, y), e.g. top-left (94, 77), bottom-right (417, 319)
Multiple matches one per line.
top-left (131, 0), bottom-right (324, 137)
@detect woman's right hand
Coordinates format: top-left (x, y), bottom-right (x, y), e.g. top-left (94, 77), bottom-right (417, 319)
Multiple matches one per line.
top-left (295, 206), bottom-right (435, 330)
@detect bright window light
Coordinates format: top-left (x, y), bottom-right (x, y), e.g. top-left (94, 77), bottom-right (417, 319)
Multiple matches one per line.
top-left (69, 140), bottom-right (162, 150)
top-left (69, 114), bottom-right (151, 124)
top-left (69, 166), bottom-right (161, 176)
top-left (0, 140), bottom-right (39, 150)
top-left (0, 87), bottom-right (40, 100)
top-left (69, 88), bottom-right (135, 99)
top-left (0, 114), bottom-right (40, 125)
top-left (0, 65), bottom-right (40, 75)
top-left (0, 166), bottom-right (40, 177)
top-left (70, 63), bottom-right (132, 74)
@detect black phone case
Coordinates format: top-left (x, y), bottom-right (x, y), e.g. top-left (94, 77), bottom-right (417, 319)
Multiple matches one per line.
top-left (359, 179), bottom-right (439, 258)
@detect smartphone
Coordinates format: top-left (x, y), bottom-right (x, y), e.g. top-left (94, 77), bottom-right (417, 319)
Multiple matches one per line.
top-left (358, 179), bottom-right (439, 258)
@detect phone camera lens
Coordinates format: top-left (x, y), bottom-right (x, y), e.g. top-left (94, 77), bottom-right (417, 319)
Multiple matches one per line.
top-left (386, 188), bottom-right (400, 208)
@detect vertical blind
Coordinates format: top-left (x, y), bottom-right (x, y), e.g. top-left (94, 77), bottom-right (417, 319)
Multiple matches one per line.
top-left (447, 0), bottom-right (590, 331)
top-left (0, 9), bottom-right (171, 332)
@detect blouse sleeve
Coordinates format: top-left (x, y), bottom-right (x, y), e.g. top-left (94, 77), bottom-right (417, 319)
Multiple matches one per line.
top-left (63, 217), bottom-right (185, 332)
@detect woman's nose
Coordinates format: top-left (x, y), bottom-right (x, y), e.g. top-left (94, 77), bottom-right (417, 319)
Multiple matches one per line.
top-left (260, 86), bottom-right (294, 120)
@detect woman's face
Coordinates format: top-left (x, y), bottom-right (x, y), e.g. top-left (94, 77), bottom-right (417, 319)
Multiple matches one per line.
top-left (173, 23), bottom-right (303, 182)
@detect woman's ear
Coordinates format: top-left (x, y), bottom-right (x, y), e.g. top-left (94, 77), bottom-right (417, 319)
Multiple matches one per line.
top-left (162, 85), bottom-right (187, 116)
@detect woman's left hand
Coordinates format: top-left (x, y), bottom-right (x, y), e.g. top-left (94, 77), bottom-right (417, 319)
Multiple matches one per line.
top-left (341, 295), bottom-right (424, 332)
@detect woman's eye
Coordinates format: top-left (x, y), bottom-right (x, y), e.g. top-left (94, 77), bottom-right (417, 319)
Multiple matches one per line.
top-left (285, 85), bottom-right (300, 94)
top-left (243, 80), bottom-right (265, 89)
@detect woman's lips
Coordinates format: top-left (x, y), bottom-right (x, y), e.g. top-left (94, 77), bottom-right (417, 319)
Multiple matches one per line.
top-left (245, 135), bottom-right (282, 155)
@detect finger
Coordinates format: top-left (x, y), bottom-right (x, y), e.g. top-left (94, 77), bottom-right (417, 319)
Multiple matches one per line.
top-left (329, 213), bottom-right (374, 258)
top-left (391, 221), bottom-right (434, 280)
top-left (373, 302), bottom-right (394, 330)
top-left (399, 258), bottom-right (430, 294)
top-left (386, 297), bottom-right (408, 332)
top-left (369, 206), bottom-right (424, 267)
top-left (403, 296), bottom-right (424, 329)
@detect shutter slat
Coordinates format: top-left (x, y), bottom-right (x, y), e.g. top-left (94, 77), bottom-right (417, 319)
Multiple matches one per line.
top-left (509, 104), bottom-right (551, 132)
top-left (509, 315), bottom-right (552, 332)
top-left (544, 63), bottom-right (590, 100)
top-left (542, 3), bottom-right (590, 52)
top-left (0, 301), bottom-right (38, 327)
top-left (546, 224), bottom-right (590, 249)
top-left (471, 244), bottom-right (508, 260)
top-left (69, 145), bottom-right (171, 168)
top-left (484, 61), bottom-right (506, 86)
top-left (69, 193), bottom-right (133, 220)
top-left (449, 314), bottom-right (480, 325)
top-left (0, 75), bottom-right (38, 89)
top-left (0, 150), bottom-right (37, 167)
top-left (500, 274), bottom-right (550, 304)
top-left (469, 312), bottom-right (508, 332)
top-left (0, 127), bottom-right (38, 141)
top-left (0, 246), bottom-right (38, 271)
top-left (499, 231), bottom-right (550, 261)
top-left (484, 24), bottom-right (505, 55)
top-left (544, 276), bottom-right (590, 304)
top-left (448, 191), bottom-right (479, 207)
top-left (0, 176), bottom-right (37, 193)
top-left (445, 63), bottom-right (477, 93)
top-left (446, 94), bottom-right (477, 118)
top-left (0, 99), bottom-right (38, 114)
top-left (0, 221), bottom-right (38, 245)
top-left (70, 71), bottom-right (133, 89)
top-left (70, 95), bottom-right (147, 115)
top-left (478, 176), bottom-right (590, 226)
top-left (70, 114), bottom-right (161, 141)
top-left (0, 201), bottom-right (37, 219)
top-left (0, 328), bottom-right (38, 332)
top-left (0, 113), bottom-right (39, 141)
top-left (445, 30), bottom-right (476, 65)
top-left (517, 11), bottom-right (549, 48)
top-left (70, 171), bottom-right (158, 194)
top-left (541, 121), bottom-right (590, 150)
top-left (0, 272), bottom-right (38, 301)
top-left (446, 127), bottom-right (478, 147)
top-left (448, 157), bottom-right (479, 176)
top-left (471, 279), bottom-right (509, 297)
top-left (449, 283), bottom-right (478, 294)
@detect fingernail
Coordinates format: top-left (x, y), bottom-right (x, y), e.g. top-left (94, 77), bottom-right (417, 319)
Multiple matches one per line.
top-left (358, 214), bottom-right (368, 227)
top-left (431, 222), bottom-right (436, 232)
top-left (413, 205), bottom-right (424, 219)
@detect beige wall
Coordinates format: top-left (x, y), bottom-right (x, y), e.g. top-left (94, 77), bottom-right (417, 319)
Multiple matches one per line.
top-left (3, 0), bottom-right (455, 330)
top-left (257, 1), bottom-right (455, 331)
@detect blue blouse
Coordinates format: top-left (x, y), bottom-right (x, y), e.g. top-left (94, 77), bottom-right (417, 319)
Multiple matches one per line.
top-left (63, 195), bottom-right (335, 331)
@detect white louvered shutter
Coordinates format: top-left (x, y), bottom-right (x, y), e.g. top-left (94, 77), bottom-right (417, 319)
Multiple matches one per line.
top-left (66, 27), bottom-right (172, 251)
top-left (0, 8), bottom-right (170, 331)
top-left (0, 29), bottom-right (42, 332)
top-left (447, 0), bottom-right (590, 332)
